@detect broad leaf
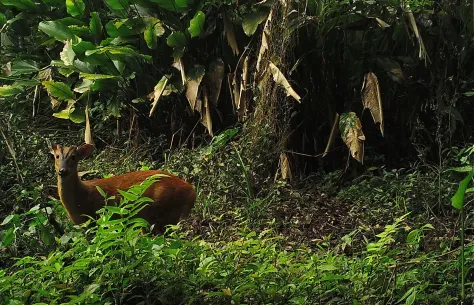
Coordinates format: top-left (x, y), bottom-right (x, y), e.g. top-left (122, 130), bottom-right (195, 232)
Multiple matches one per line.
top-left (188, 11), bottom-right (205, 38)
top-left (11, 60), bottom-right (39, 75)
top-left (339, 112), bottom-right (365, 163)
top-left (42, 81), bottom-right (75, 101)
top-left (451, 170), bottom-right (474, 210)
top-left (105, 0), bottom-right (129, 10)
top-left (242, 11), bottom-right (268, 36)
top-left (143, 18), bottom-right (164, 49)
top-left (66, 0), bottom-right (85, 17)
top-left (167, 32), bottom-right (186, 48)
top-left (0, 85), bottom-right (23, 97)
top-left (151, 0), bottom-right (190, 12)
top-left (90, 12), bottom-right (102, 39)
top-left (39, 21), bottom-right (75, 41)
top-left (0, 0), bottom-right (37, 10)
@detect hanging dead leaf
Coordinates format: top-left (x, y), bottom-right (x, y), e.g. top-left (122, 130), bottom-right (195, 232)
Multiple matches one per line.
top-left (339, 112), bottom-right (365, 163)
top-left (201, 86), bottom-right (213, 136)
top-left (361, 72), bottom-right (384, 136)
top-left (206, 58), bottom-right (225, 106)
top-left (50, 96), bottom-right (61, 109)
top-left (256, 10), bottom-right (272, 72)
top-left (2, 62), bottom-right (12, 76)
top-left (148, 76), bottom-right (169, 117)
top-left (223, 10), bottom-right (239, 56)
top-left (178, 58), bottom-right (186, 85)
top-left (185, 65), bottom-right (206, 111)
top-left (268, 62), bottom-right (301, 102)
top-left (406, 10), bottom-right (430, 64)
top-left (237, 56), bottom-right (249, 121)
top-left (280, 152), bottom-right (293, 182)
top-left (84, 101), bottom-right (93, 144)
top-left (323, 113), bottom-right (340, 157)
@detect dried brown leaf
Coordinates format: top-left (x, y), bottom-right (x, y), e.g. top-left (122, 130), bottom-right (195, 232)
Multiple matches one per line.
top-left (223, 10), bottom-right (239, 56)
top-left (361, 72), bottom-right (384, 136)
top-left (340, 112), bottom-right (365, 163)
top-left (256, 10), bottom-right (272, 72)
top-left (84, 101), bottom-right (93, 144)
top-left (237, 56), bottom-right (249, 121)
top-left (280, 152), bottom-right (292, 182)
top-left (206, 58), bottom-right (225, 106)
top-left (148, 76), bottom-right (169, 117)
top-left (406, 10), bottom-right (430, 64)
top-left (268, 62), bottom-right (301, 102)
top-left (185, 65), bottom-right (206, 110)
top-left (201, 86), bottom-right (213, 136)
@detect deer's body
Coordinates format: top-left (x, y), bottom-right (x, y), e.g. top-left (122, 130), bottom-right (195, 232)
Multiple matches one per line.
top-left (51, 144), bottom-right (195, 234)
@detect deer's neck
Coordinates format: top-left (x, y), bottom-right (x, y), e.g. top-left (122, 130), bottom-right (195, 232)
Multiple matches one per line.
top-left (57, 174), bottom-right (90, 224)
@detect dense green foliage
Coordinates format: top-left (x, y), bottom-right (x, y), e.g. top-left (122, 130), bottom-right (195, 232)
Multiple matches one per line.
top-left (2, 0), bottom-right (474, 304)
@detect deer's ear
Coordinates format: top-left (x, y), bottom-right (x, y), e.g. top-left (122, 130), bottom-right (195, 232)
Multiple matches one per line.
top-left (50, 143), bottom-right (59, 155)
top-left (76, 144), bottom-right (95, 160)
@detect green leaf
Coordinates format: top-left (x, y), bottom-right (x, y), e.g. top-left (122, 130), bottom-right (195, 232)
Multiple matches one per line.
top-left (66, 0), bottom-right (85, 17)
top-left (151, 0), bottom-right (190, 12)
top-left (118, 190), bottom-right (138, 201)
top-left (39, 21), bottom-right (75, 41)
top-left (42, 81), bottom-right (75, 101)
top-left (42, 0), bottom-right (63, 5)
top-left (1, 214), bottom-right (18, 226)
top-left (53, 108), bottom-right (73, 119)
top-left (0, 0), bottom-right (37, 10)
top-left (167, 32), bottom-right (186, 48)
top-left (105, 0), bottom-right (129, 10)
top-left (188, 11), bottom-right (205, 38)
top-left (0, 85), bottom-right (24, 97)
top-left (11, 60), bottom-right (39, 75)
top-left (1, 228), bottom-right (15, 246)
top-left (72, 40), bottom-right (96, 55)
top-left (69, 107), bottom-right (85, 123)
top-left (79, 72), bottom-right (119, 80)
top-left (451, 170), bottom-right (474, 210)
top-left (143, 18), bottom-right (164, 49)
top-left (90, 12), bottom-right (102, 39)
top-left (0, 13), bottom-right (6, 26)
top-left (57, 17), bottom-right (85, 26)
top-left (242, 11), bottom-right (268, 36)
top-left (144, 24), bottom-right (157, 49)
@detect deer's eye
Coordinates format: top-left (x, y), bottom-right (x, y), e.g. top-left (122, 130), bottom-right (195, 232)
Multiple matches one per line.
top-left (56, 155), bottom-right (59, 159)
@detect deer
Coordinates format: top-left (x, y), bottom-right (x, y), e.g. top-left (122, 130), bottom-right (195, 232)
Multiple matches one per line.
top-left (50, 143), bottom-right (196, 234)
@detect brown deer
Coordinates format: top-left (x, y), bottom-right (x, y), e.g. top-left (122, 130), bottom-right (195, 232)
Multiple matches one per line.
top-left (50, 143), bottom-right (195, 234)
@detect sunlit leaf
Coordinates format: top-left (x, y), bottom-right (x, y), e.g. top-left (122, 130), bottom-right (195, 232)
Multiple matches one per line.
top-left (451, 170), bottom-right (474, 210)
top-left (0, 85), bottom-right (24, 97)
top-left (105, 0), bottom-right (129, 10)
top-left (66, 0), bottom-right (85, 17)
top-left (167, 32), bottom-right (186, 48)
top-left (11, 60), bottom-right (39, 75)
top-left (90, 12), bottom-right (102, 39)
top-left (188, 11), bottom-right (205, 38)
top-left (242, 11), bottom-right (268, 36)
top-left (42, 81), bottom-right (75, 101)
top-left (39, 21), bottom-right (75, 41)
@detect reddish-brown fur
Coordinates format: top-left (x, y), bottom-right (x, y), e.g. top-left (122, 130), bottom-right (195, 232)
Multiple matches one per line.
top-left (50, 143), bottom-right (195, 234)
